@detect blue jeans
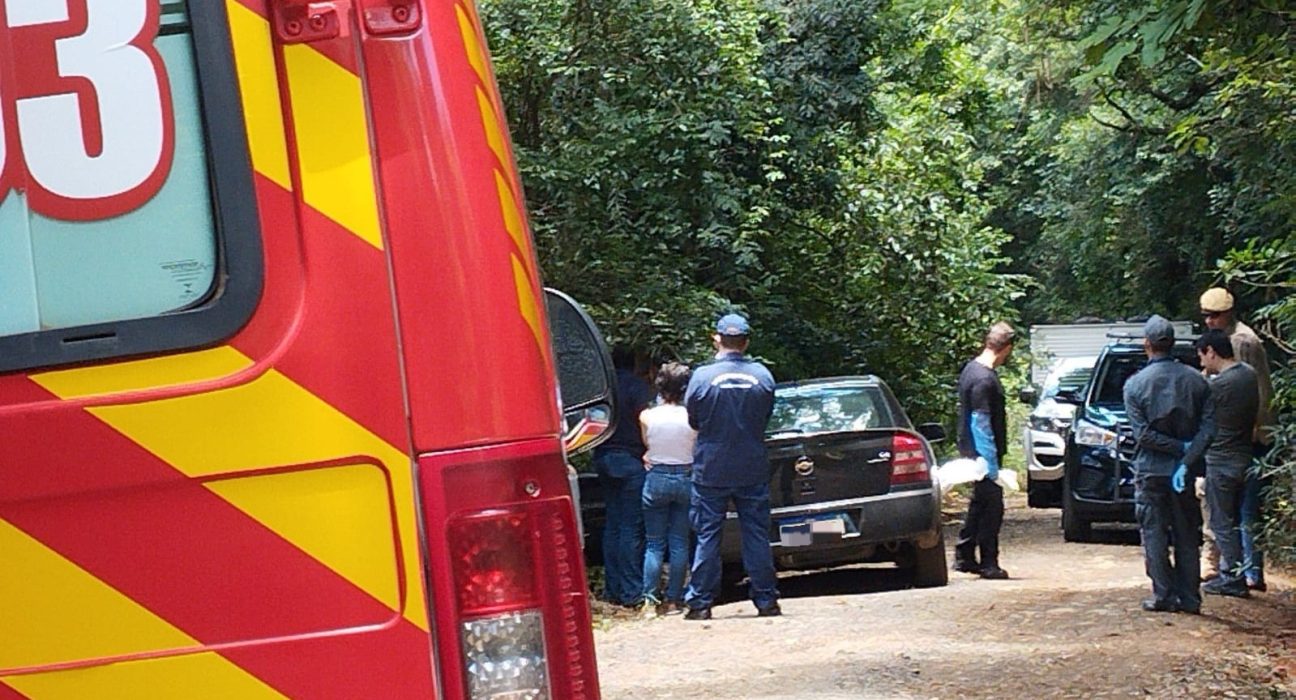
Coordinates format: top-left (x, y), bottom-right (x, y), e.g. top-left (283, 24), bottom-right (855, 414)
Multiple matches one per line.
top-left (1205, 469), bottom-right (1245, 586)
top-left (641, 466), bottom-right (692, 603)
top-left (1135, 475), bottom-right (1202, 611)
top-left (596, 451), bottom-right (645, 605)
top-left (1241, 464), bottom-right (1269, 585)
top-left (684, 481), bottom-right (779, 610)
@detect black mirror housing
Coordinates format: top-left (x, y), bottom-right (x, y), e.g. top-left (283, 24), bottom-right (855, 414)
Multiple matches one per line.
top-left (917, 422), bottom-right (946, 443)
top-left (1018, 385), bottom-right (1038, 405)
top-left (545, 288), bottom-right (616, 455)
top-left (1053, 388), bottom-right (1082, 405)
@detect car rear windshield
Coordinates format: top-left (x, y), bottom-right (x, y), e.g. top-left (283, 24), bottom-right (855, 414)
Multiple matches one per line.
top-left (768, 384), bottom-right (894, 434)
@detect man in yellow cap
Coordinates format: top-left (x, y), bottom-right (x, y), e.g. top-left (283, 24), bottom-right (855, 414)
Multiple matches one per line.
top-left (1199, 287), bottom-right (1275, 591)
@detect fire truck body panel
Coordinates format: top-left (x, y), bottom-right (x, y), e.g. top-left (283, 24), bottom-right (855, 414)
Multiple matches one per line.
top-left (0, 1), bottom-right (597, 698)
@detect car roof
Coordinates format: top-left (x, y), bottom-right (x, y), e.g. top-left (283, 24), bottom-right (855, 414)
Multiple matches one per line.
top-left (775, 375), bottom-right (882, 391)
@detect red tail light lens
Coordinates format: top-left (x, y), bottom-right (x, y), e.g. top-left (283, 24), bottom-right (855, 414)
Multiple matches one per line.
top-left (890, 433), bottom-right (930, 485)
top-left (450, 510), bottom-right (540, 616)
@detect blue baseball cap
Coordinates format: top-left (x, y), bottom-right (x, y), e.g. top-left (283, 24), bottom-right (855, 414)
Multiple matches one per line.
top-left (1143, 314), bottom-right (1175, 343)
top-left (715, 313), bottom-right (751, 336)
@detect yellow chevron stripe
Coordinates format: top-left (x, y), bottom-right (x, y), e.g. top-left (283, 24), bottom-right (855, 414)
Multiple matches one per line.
top-left (511, 253), bottom-right (543, 347)
top-left (203, 462), bottom-right (401, 616)
top-left (283, 43), bottom-right (384, 250)
top-left (30, 355), bottom-right (428, 631)
top-left (0, 519), bottom-right (284, 699)
top-left (5, 653), bottom-right (285, 700)
top-left (31, 347), bottom-right (252, 399)
top-left (455, 4), bottom-right (488, 85)
top-left (227, 0), bottom-right (292, 190)
top-left (476, 87), bottom-right (508, 170)
top-left (495, 170), bottom-right (528, 256)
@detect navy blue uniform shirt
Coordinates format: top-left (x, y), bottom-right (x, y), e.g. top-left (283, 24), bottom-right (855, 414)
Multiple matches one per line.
top-left (685, 351), bottom-right (776, 487)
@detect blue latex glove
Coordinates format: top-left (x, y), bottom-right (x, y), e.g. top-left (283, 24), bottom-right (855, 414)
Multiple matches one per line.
top-left (971, 412), bottom-right (1000, 481)
top-left (1171, 464), bottom-right (1188, 493)
top-left (1182, 441), bottom-right (1192, 457)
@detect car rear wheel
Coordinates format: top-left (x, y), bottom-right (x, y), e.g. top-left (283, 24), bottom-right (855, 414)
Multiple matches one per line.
top-left (1061, 471), bottom-right (1092, 542)
top-left (910, 531), bottom-right (949, 588)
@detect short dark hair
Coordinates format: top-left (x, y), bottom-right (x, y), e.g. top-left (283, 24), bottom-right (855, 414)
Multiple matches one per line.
top-left (611, 345), bottom-right (636, 370)
top-left (719, 334), bottom-right (748, 351)
top-left (1194, 329), bottom-right (1234, 359)
top-left (655, 362), bottom-right (691, 404)
top-left (1148, 337), bottom-right (1175, 354)
top-left (985, 322), bottom-right (1017, 351)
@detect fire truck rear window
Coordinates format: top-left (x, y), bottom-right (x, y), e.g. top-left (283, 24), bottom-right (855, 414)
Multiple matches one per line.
top-left (0, 1), bottom-right (217, 336)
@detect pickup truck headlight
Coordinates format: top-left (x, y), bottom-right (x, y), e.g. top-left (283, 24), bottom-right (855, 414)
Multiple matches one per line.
top-left (1029, 415), bottom-right (1070, 433)
top-left (1073, 420), bottom-right (1117, 448)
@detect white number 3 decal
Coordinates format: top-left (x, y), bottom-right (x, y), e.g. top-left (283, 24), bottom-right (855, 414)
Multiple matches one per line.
top-left (3, 0), bottom-right (174, 220)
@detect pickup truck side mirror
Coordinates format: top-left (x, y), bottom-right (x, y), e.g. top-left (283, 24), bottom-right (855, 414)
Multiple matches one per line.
top-left (1018, 385), bottom-right (1038, 405)
top-left (1053, 388), bottom-right (1082, 405)
top-left (545, 288), bottom-right (616, 455)
top-left (916, 423), bottom-right (946, 443)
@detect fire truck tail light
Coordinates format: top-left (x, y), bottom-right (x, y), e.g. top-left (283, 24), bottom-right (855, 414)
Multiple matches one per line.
top-left (449, 509), bottom-right (554, 699)
top-left (450, 511), bottom-right (540, 616)
top-left (461, 611), bottom-right (550, 700)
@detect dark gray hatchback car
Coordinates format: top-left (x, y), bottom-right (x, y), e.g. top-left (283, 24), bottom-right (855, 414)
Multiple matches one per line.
top-left (580, 375), bottom-right (949, 588)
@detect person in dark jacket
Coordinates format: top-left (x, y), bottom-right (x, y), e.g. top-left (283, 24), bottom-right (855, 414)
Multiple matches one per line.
top-left (953, 322), bottom-right (1015, 580)
top-left (681, 313), bottom-right (779, 620)
top-left (1123, 315), bottom-right (1214, 614)
top-left (593, 346), bottom-right (653, 606)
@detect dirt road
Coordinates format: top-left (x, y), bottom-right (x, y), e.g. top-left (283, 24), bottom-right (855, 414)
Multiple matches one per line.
top-left (592, 494), bottom-right (1295, 699)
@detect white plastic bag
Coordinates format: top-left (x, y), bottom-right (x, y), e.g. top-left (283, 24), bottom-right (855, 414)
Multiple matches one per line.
top-left (935, 457), bottom-right (1019, 495)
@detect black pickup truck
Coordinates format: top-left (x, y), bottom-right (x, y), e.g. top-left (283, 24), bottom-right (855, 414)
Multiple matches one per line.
top-left (1054, 339), bottom-right (1201, 541)
top-left (578, 376), bottom-right (949, 588)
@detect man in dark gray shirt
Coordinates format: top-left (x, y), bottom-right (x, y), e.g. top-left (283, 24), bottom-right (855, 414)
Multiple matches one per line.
top-left (1196, 329), bottom-right (1260, 598)
top-left (1123, 316), bottom-right (1213, 614)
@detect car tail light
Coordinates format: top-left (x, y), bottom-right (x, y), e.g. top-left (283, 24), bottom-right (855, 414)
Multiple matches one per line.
top-left (447, 501), bottom-right (595, 700)
top-left (890, 433), bottom-right (930, 485)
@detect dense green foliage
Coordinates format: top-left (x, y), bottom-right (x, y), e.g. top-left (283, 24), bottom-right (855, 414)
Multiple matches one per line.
top-left (479, 0), bottom-right (1293, 556)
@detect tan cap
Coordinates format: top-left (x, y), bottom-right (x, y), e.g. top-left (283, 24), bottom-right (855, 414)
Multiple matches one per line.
top-left (1199, 287), bottom-right (1234, 313)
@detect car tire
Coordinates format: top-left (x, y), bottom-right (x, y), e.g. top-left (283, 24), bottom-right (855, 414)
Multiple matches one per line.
top-left (1061, 471), bottom-right (1092, 542)
top-left (910, 531), bottom-right (949, 588)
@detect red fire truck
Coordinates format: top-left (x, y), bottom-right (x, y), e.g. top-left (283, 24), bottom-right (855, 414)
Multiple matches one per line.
top-left (0, 1), bottom-right (613, 698)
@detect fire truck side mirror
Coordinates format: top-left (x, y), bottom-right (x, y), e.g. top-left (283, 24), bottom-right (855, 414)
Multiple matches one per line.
top-left (544, 288), bottom-right (616, 456)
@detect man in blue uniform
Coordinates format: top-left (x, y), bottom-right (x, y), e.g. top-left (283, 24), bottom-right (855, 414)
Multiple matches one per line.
top-left (682, 313), bottom-right (779, 620)
top-left (953, 322), bottom-right (1015, 580)
top-left (1123, 315), bottom-right (1214, 614)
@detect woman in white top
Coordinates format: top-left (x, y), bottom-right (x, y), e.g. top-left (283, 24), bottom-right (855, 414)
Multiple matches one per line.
top-left (639, 362), bottom-right (697, 614)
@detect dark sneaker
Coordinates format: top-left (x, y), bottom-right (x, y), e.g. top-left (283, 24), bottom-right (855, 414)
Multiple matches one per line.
top-left (979, 566), bottom-right (1010, 580)
top-left (953, 561), bottom-right (981, 574)
top-left (684, 606), bottom-right (711, 621)
top-left (1203, 578), bottom-right (1250, 598)
top-left (1140, 598), bottom-right (1177, 613)
top-left (1247, 579), bottom-right (1267, 592)
top-left (756, 602), bottom-right (782, 618)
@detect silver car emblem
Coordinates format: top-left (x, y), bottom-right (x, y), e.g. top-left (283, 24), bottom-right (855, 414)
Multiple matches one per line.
top-left (794, 457), bottom-right (815, 476)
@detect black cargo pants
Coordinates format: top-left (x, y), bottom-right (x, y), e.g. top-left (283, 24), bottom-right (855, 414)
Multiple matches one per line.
top-left (1135, 475), bottom-right (1202, 611)
top-left (955, 478), bottom-right (1004, 570)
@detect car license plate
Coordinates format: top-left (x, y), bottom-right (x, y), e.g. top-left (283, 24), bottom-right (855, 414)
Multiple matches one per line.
top-left (778, 513), bottom-right (849, 547)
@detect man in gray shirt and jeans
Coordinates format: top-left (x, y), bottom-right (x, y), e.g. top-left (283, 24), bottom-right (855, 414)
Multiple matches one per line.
top-left (1123, 316), bottom-right (1214, 614)
top-left (1196, 329), bottom-right (1260, 598)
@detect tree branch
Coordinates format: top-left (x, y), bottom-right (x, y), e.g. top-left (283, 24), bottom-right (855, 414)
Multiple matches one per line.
top-left (1095, 82), bottom-right (1170, 135)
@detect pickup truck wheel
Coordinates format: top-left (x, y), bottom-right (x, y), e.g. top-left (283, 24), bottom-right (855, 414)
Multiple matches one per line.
top-left (910, 531), bottom-right (949, 588)
top-left (1061, 472), bottom-right (1092, 542)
